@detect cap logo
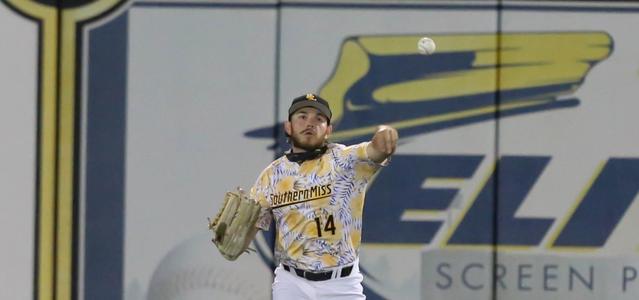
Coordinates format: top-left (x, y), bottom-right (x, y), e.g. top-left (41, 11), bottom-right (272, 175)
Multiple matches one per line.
top-left (306, 94), bottom-right (317, 101)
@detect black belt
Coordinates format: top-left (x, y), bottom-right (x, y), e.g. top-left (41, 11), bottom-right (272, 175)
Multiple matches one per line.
top-left (283, 264), bottom-right (353, 281)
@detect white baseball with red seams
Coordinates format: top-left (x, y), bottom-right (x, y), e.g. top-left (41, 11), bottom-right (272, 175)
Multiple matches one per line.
top-left (418, 37), bottom-right (436, 55)
top-left (145, 233), bottom-right (272, 300)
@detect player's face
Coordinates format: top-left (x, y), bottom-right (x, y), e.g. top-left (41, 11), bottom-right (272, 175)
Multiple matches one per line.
top-left (286, 107), bottom-right (332, 152)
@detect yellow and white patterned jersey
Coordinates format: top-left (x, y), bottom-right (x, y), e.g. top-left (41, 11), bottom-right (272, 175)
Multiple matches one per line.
top-left (250, 142), bottom-right (384, 272)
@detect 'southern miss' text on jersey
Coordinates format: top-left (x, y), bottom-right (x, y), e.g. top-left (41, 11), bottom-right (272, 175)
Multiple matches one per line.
top-left (250, 142), bottom-right (385, 272)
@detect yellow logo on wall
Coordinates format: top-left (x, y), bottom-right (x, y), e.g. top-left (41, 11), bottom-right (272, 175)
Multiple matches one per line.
top-left (317, 32), bottom-right (612, 142)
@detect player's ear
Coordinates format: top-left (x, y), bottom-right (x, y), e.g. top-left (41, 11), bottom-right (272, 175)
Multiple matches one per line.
top-left (284, 121), bottom-right (292, 136)
top-left (325, 124), bottom-right (333, 138)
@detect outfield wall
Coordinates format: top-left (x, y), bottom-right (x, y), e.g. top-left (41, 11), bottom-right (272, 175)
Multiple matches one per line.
top-left (1, 1), bottom-right (638, 299)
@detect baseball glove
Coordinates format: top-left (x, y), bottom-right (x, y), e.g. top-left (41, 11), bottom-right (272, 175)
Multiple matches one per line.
top-left (207, 187), bottom-right (261, 261)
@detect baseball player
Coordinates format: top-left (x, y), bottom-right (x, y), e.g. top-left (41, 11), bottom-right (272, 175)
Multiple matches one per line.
top-left (209, 93), bottom-right (397, 298)
top-left (243, 93), bottom-right (398, 299)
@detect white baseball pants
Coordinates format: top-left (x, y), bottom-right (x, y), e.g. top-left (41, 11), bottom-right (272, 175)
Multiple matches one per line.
top-left (272, 260), bottom-right (365, 300)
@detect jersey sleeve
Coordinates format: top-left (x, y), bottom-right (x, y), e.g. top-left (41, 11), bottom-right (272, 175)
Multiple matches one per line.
top-left (337, 142), bottom-right (387, 180)
top-left (250, 168), bottom-right (273, 231)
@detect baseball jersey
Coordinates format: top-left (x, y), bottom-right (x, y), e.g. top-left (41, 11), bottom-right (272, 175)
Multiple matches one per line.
top-left (250, 142), bottom-right (385, 272)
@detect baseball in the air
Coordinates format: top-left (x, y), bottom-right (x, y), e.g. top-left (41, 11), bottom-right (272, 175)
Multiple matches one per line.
top-left (418, 37), bottom-right (436, 55)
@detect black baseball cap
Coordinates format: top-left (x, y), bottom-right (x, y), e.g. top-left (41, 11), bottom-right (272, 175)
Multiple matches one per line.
top-left (288, 93), bottom-right (332, 124)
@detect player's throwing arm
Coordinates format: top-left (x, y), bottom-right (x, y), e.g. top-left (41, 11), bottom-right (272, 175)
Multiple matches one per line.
top-left (368, 125), bottom-right (399, 163)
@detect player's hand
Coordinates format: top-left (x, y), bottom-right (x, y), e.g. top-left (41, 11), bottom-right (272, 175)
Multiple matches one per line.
top-left (368, 125), bottom-right (398, 163)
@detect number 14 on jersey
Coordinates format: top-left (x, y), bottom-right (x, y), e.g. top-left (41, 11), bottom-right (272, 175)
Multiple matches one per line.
top-left (314, 214), bottom-right (336, 237)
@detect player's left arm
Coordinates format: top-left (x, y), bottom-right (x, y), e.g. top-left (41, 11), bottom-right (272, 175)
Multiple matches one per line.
top-left (367, 125), bottom-right (399, 164)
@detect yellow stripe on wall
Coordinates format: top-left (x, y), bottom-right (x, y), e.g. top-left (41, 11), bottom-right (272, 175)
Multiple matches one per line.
top-left (58, 3), bottom-right (128, 299)
top-left (3, 0), bottom-right (127, 299)
top-left (4, 1), bottom-right (58, 299)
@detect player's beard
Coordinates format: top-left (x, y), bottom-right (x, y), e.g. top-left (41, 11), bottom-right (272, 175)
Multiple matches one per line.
top-left (290, 132), bottom-right (326, 152)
